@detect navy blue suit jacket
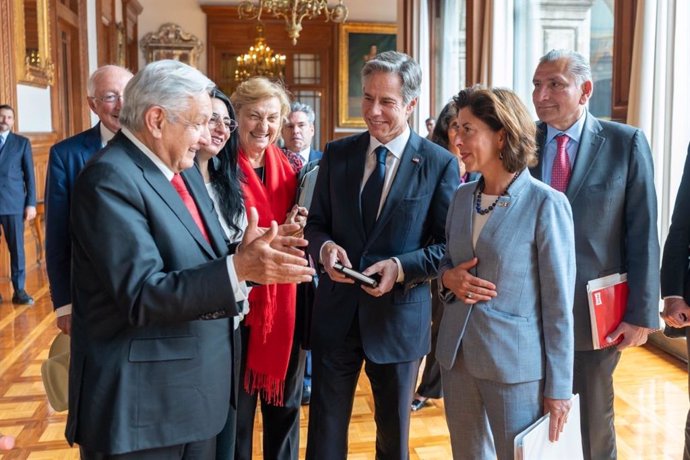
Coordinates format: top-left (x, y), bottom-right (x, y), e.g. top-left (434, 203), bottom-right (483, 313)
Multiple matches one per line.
top-left (305, 131), bottom-right (459, 363)
top-left (0, 132), bottom-right (36, 215)
top-left (45, 124), bottom-right (103, 309)
top-left (307, 148), bottom-right (323, 163)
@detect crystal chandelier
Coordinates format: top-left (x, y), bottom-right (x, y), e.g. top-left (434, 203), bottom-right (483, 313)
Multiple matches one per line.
top-left (235, 26), bottom-right (287, 82)
top-left (238, 0), bottom-right (349, 45)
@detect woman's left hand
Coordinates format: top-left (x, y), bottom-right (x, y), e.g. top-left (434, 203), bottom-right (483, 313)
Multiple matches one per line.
top-left (284, 205), bottom-right (308, 236)
top-left (543, 397), bottom-right (572, 442)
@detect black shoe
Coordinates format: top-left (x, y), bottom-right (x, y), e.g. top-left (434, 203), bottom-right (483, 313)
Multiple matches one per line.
top-left (12, 290), bottom-right (34, 305)
top-left (301, 385), bottom-right (311, 405)
top-left (411, 397), bottom-right (429, 412)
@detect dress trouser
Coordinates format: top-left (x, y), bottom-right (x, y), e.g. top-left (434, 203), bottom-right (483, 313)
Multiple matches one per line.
top-left (216, 326), bottom-right (242, 460)
top-left (415, 281), bottom-right (443, 399)
top-left (0, 214), bottom-right (25, 292)
top-left (234, 323), bottom-right (306, 460)
top-left (573, 347), bottom-right (621, 460)
top-left (305, 317), bottom-right (418, 460)
top-left (79, 438), bottom-right (215, 460)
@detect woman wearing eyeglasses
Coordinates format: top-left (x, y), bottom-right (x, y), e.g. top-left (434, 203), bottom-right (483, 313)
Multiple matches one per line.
top-left (230, 77), bottom-right (308, 460)
top-left (194, 88), bottom-right (248, 460)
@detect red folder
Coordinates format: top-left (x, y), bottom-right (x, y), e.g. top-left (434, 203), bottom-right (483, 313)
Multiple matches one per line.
top-left (587, 273), bottom-right (628, 349)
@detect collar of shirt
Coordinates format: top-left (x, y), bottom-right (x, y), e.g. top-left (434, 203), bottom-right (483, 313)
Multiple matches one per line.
top-left (298, 147), bottom-right (311, 164)
top-left (99, 123), bottom-right (116, 147)
top-left (121, 127), bottom-right (175, 181)
top-left (367, 126), bottom-right (410, 160)
top-left (0, 131), bottom-right (8, 144)
top-left (545, 109), bottom-right (586, 146)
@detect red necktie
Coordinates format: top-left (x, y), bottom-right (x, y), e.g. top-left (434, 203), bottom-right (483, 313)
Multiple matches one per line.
top-left (171, 174), bottom-right (210, 244)
top-left (551, 134), bottom-right (571, 193)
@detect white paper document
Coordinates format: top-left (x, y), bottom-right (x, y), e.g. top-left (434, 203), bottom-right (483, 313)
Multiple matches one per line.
top-left (514, 394), bottom-right (583, 460)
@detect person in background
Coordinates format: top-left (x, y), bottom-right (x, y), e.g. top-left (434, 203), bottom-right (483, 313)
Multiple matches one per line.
top-left (0, 104), bottom-right (36, 306)
top-left (305, 51), bottom-right (459, 460)
top-left (194, 87), bottom-right (247, 460)
top-left (45, 65), bottom-right (133, 335)
top-left (231, 77), bottom-right (308, 460)
top-left (281, 101), bottom-right (323, 406)
top-left (436, 85), bottom-right (575, 460)
top-left (530, 49), bottom-right (659, 460)
top-left (660, 142), bottom-right (690, 460)
top-left (425, 116), bottom-right (435, 140)
top-left (411, 100), bottom-right (475, 412)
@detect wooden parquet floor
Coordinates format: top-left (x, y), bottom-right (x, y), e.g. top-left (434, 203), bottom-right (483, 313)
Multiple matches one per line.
top-left (0, 267), bottom-right (688, 459)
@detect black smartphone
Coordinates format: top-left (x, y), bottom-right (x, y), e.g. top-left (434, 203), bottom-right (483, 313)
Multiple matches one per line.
top-left (333, 263), bottom-right (379, 288)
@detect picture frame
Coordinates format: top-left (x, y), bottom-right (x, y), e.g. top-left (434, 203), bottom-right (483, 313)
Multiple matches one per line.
top-left (139, 23), bottom-right (204, 68)
top-left (338, 22), bottom-right (397, 128)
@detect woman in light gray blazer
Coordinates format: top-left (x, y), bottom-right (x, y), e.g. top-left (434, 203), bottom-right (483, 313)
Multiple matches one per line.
top-left (436, 86), bottom-right (576, 460)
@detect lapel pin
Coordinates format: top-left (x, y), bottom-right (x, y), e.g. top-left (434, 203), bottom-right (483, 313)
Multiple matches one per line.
top-left (411, 157), bottom-right (420, 164)
top-left (497, 202), bottom-right (509, 207)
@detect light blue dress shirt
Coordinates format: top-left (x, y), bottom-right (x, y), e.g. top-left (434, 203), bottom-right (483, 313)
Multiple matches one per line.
top-left (542, 111), bottom-right (587, 186)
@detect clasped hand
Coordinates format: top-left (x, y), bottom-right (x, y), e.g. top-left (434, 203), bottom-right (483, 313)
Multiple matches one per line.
top-left (320, 242), bottom-right (398, 297)
top-left (441, 258), bottom-right (497, 304)
top-left (234, 207), bottom-right (314, 285)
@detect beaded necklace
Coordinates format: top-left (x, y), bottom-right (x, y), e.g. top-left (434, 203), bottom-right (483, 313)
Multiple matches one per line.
top-left (475, 170), bottom-right (521, 215)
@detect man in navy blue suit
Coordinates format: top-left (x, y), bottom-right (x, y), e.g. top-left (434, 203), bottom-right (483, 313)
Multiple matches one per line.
top-left (0, 104), bottom-right (36, 305)
top-left (304, 51), bottom-right (459, 460)
top-left (45, 65), bottom-right (133, 334)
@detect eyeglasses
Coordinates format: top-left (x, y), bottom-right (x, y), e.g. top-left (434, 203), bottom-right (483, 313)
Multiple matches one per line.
top-left (90, 93), bottom-right (123, 104)
top-left (208, 114), bottom-right (238, 133)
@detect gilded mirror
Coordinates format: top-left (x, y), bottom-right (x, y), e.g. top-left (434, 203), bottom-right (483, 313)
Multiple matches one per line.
top-left (14, 0), bottom-right (54, 87)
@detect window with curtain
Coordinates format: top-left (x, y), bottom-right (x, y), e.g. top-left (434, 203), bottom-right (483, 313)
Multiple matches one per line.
top-left (433, 0), bottom-right (466, 115)
top-left (512, 0), bottom-right (615, 119)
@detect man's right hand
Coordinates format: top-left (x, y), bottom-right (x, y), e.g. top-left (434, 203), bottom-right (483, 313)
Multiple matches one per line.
top-left (234, 208), bottom-right (314, 285)
top-left (320, 242), bottom-right (354, 284)
top-left (57, 314), bottom-right (72, 336)
top-left (661, 297), bottom-right (690, 328)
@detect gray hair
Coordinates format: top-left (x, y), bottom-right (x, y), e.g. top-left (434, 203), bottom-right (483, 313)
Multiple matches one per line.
top-left (361, 51), bottom-right (421, 105)
top-left (86, 65), bottom-right (133, 97)
top-left (119, 60), bottom-right (214, 131)
top-left (539, 49), bottom-right (592, 86)
top-left (289, 101), bottom-right (315, 124)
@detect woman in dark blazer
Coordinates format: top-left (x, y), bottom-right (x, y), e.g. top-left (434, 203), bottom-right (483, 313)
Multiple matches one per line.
top-left (436, 86), bottom-right (576, 460)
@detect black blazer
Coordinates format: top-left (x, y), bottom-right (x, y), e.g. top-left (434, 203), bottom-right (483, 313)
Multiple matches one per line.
top-left (305, 131), bottom-right (459, 363)
top-left (66, 132), bottom-right (239, 454)
top-left (661, 142), bottom-right (690, 301)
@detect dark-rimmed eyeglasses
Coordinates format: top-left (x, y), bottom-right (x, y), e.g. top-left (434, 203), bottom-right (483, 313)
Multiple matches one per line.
top-left (208, 114), bottom-right (238, 133)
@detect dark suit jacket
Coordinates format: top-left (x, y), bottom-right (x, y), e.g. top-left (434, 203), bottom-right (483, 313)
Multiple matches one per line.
top-left (530, 112), bottom-right (660, 350)
top-left (66, 132), bottom-right (239, 454)
top-left (307, 148), bottom-right (323, 163)
top-left (45, 124), bottom-right (103, 308)
top-left (305, 131), bottom-right (459, 363)
top-left (0, 132), bottom-right (36, 215)
top-left (661, 143), bottom-right (690, 300)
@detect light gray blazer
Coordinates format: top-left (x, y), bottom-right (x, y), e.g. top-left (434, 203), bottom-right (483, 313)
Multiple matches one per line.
top-left (436, 169), bottom-right (576, 399)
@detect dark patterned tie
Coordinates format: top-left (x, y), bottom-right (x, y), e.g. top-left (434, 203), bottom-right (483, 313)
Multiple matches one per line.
top-left (285, 150), bottom-right (304, 173)
top-left (171, 173), bottom-right (210, 244)
top-left (361, 146), bottom-right (388, 236)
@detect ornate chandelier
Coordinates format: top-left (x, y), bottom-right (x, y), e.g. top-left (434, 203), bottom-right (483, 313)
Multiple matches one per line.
top-left (235, 26), bottom-right (286, 83)
top-left (238, 1), bottom-right (349, 45)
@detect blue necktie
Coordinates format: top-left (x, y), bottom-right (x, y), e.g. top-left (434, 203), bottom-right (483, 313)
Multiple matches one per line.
top-left (361, 146), bottom-right (388, 235)
top-left (0, 136), bottom-right (4, 151)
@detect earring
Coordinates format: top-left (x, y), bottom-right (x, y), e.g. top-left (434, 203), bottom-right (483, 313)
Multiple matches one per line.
top-left (499, 151), bottom-right (504, 160)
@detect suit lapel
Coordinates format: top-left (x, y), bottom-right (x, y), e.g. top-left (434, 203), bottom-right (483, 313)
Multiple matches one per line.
top-left (81, 124), bottom-right (104, 164)
top-left (120, 134), bottom-right (217, 258)
top-left (183, 166), bottom-right (227, 258)
top-left (347, 133), bottom-right (370, 241)
top-left (368, 133), bottom-right (423, 242)
top-left (566, 112), bottom-right (604, 201)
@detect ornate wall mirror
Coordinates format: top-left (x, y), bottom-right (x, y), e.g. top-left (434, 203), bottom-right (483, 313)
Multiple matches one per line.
top-left (14, 0), bottom-right (54, 87)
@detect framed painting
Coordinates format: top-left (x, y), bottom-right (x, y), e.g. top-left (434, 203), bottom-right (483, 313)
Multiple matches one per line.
top-left (338, 22), bottom-right (397, 128)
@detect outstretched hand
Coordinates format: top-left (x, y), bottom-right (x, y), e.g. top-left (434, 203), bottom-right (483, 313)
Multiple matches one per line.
top-left (234, 207), bottom-right (314, 285)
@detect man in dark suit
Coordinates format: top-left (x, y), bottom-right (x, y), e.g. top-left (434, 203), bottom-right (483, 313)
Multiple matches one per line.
top-left (45, 65), bottom-right (133, 335)
top-left (304, 51), bottom-right (459, 460)
top-left (530, 49), bottom-right (660, 460)
top-left (660, 142), bottom-right (690, 460)
top-left (281, 101), bottom-right (323, 171)
top-left (0, 104), bottom-right (36, 305)
top-left (66, 59), bottom-right (314, 459)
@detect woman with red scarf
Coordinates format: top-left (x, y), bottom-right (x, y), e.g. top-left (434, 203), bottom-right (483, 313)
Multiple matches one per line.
top-left (231, 77), bottom-right (307, 460)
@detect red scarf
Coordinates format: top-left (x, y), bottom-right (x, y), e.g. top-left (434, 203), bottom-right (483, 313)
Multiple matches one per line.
top-left (238, 144), bottom-right (298, 406)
